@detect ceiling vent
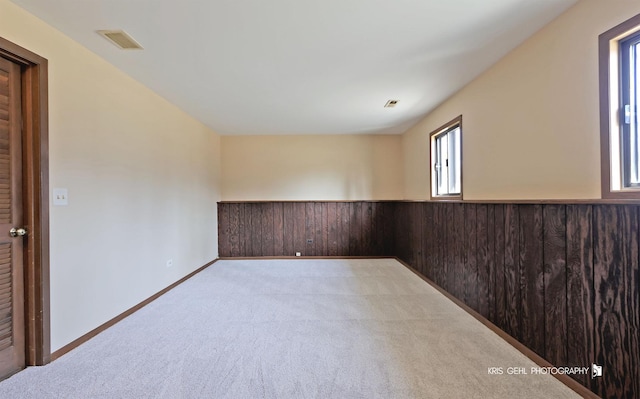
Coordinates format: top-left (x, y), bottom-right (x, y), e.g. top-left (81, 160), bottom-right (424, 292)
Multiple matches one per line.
top-left (97, 30), bottom-right (143, 50)
top-left (384, 100), bottom-right (399, 108)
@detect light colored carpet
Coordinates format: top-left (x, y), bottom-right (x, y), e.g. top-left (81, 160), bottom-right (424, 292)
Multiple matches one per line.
top-left (0, 259), bottom-right (580, 398)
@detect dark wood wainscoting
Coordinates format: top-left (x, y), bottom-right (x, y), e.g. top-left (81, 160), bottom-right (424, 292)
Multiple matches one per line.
top-left (218, 202), bottom-right (395, 257)
top-left (393, 202), bottom-right (639, 399)
top-left (218, 201), bottom-right (639, 398)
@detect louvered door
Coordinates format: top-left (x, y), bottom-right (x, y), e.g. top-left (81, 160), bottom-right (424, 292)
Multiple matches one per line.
top-left (0, 56), bottom-right (25, 379)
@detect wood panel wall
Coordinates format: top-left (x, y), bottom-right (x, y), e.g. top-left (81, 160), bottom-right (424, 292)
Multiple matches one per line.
top-left (218, 202), bottom-right (395, 257)
top-left (218, 201), bottom-right (640, 398)
top-left (393, 202), bottom-right (640, 399)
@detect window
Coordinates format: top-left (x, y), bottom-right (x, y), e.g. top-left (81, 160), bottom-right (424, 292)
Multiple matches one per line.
top-left (620, 31), bottom-right (640, 186)
top-left (430, 116), bottom-right (462, 199)
top-left (600, 13), bottom-right (640, 198)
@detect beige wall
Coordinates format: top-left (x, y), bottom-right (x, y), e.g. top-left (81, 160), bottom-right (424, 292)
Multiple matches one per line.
top-left (402, 0), bottom-right (640, 200)
top-left (0, 0), bottom-right (222, 351)
top-left (222, 135), bottom-right (403, 200)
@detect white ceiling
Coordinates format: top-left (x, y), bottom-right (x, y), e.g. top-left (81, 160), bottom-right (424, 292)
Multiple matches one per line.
top-left (10, 0), bottom-right (576, 135)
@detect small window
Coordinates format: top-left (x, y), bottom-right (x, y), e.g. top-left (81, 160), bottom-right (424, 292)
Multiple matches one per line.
top-left (620, 31), bottom-right (640, 186)
top-left (430, 116), bottom-right (462, 199)
top-left (600, 13), bottom-right (640, 198)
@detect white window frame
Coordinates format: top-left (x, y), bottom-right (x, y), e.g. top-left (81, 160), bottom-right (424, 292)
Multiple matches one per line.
top-left (430, 116), bottom-right (462, 200)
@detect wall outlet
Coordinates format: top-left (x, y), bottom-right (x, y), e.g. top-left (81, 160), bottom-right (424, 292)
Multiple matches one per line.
top-left (166, 259), bottom-right (173, 268)
top-left (295, 252), bottom-right (301, 257)
top-left (306, 239), bottom-right (313, 244)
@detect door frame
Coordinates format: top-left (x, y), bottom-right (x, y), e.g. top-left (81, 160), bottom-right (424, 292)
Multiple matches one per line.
top-left (0, 37), bottom-right (50, 366)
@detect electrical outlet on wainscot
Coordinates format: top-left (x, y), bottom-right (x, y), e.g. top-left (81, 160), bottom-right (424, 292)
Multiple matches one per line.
top-left (295, 252), bottom-right (301, 257)
top-left (166, 259), bottom-right (173, 268)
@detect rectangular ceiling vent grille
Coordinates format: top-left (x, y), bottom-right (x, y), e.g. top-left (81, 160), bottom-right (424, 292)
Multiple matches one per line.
top-left (97, 30), bottom-right (143, 50)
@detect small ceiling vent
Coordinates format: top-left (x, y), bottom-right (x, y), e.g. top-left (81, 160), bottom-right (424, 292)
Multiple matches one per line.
top-left (97, 30), bottom-right (143, 50)
top-left (384, 100), bottom-right (398, 108)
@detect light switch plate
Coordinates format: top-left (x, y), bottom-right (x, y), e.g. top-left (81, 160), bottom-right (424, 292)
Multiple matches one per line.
top-left (53, 188), bottom-right (68, 206)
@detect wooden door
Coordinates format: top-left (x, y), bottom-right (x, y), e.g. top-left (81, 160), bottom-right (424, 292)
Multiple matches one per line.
top-left (0, 56), bottom-right (25, 379)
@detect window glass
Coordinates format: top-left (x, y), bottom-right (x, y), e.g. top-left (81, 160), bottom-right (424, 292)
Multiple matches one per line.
top-left (600, 14), bottom-right (640, 198)
top-left (448, 127), bottom-right (461, 194)
top-left (430, 117), bottom-right (462, 199)
top-left (621, 32), bottom-right (640, 186)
